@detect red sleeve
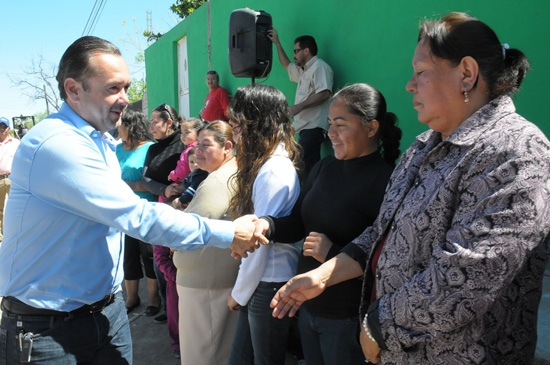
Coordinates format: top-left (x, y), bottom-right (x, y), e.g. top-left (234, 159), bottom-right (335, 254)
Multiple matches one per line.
top-left (153, 245), bottom-right (177, 283)
top-left (219, 88), bottom-right (230, 121)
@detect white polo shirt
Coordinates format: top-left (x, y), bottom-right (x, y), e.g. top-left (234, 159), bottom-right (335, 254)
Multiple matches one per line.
top-left (288, 56), bottom-right (334, 133)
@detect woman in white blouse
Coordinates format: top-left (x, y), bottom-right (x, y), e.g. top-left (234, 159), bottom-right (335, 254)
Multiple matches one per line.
top-left (227, 84), bottom-right (302, 365)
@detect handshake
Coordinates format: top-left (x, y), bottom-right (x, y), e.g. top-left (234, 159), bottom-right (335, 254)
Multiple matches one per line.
top-left (228, 215), bottom-right (270, 259)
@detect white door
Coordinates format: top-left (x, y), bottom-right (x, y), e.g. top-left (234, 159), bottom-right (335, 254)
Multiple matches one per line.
top-left (177, 37), bottom-right (190, 119)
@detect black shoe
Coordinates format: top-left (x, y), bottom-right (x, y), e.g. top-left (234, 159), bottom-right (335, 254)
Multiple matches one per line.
top-left (126, 297), bottom-right (141, 314)
top-left (173, 350), bottom-right (181, 359)
top-left (145, 305), bottom-right (160, 317)
top-left (154, 313), bottom-right (167, 323)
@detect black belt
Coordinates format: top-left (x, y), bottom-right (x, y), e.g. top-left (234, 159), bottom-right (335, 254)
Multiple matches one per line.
top-left (0, 174), bottom-right (9, 179)
top-left (1, 294), bottom-right (115, 317)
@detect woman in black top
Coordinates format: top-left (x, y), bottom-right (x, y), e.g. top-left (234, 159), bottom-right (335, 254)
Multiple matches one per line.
top-left (141, 103), bottom-right (184, 329)
top-left (142, 103), bottom-right (185, 204)
top-left (259, 83), bottom-right (402, 364)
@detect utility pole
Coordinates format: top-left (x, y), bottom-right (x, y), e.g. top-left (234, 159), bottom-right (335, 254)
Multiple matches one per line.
top-left (44, 85), bottom-right (50, 115)
top-left (208, 0), bottom-right (211, 70)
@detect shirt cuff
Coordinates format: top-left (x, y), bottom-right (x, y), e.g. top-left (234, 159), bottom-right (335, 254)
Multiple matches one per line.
top-left (340, 242), bottom-right (368, 271)
top-left (206, 219), bottom-right (234, 249)
top-left (259, 215), bottom-right (275, 240)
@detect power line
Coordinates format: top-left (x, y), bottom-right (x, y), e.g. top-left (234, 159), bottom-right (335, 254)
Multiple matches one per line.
top-left (81, 0), bottom-right (108, 37)
top-left (82, 0), bottom-right (100, 36)
top-left (89, 0), bottom-right (108, 35)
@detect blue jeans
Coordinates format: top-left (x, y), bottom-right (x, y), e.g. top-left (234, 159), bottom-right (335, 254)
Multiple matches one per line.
top-left (298, 305), bottom-right (365, 365)
top-left (229, 282), bottom-right (291, 365)
top-left (298, 128), bottom-right (326, 176)
top-left (0, 292), bottom-right (132, 364)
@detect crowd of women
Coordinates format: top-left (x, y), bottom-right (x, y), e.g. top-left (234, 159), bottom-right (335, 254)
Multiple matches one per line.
top-left (115, 12), bottom-right (549, 365)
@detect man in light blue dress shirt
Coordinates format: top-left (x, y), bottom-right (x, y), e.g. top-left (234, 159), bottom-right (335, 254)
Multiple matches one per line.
top-left (0, 36), bottom-right (264, 364)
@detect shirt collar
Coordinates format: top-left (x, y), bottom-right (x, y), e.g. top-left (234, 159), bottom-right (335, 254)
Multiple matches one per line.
top-left (416, 96), bottom-right (515, 147)
top-left (102, 132), bottom-right (119, 151)
top-left (303, 56), bottom-right (319, 71)
top-left (0, 135), bottom-right (15, 145)
top-left (54, 103), bottom-right (98, 137)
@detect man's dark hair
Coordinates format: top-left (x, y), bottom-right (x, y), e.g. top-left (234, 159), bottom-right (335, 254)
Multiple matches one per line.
top-left (56, 36), bottom-right (121, 101)
top-left (294, 35), bottom-right (318, 56)
top-left (206, 70), bottom-right (219, 80)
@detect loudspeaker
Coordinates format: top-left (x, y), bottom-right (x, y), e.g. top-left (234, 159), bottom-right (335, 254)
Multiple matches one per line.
top-left (229, 8), bottom-right (272, 78)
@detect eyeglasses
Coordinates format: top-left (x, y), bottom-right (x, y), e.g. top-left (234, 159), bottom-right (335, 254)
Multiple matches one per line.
top-left (293, 48), bottom-right (303, 55)
top-left (156, 103), bottom-right (176, 121)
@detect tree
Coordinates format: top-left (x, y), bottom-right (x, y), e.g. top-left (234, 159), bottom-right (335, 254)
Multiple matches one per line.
top-left (34, 111), bottom-right (49, 123)
top-left (128, 78), bottom-right (147, 103)
top-left (121, 18), bottom-right (149, 102)
top-left (8, 55), bottom-right (61, 113)
top-left (170, 0), bottom-right (206, 19)
top-left (121, 11), bottom-right (176, 100)
top-left (142, 2), bottom-right (204, 42)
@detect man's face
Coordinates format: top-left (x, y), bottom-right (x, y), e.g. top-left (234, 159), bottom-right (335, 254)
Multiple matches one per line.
top-left (206, 74), bottom-right (219, 91)
top-left (293, 42), bottom-right (308, 67)
top-left (0, 123), bottom-right (9, 142)
top-left (68, 53), bottom-right (131, 133)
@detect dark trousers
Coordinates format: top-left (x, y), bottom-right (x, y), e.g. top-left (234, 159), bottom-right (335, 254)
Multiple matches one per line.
top-left (229, 282), bottom-right (292, 365)
top-left (0, 292), bottom-right (132, 364)
top-left (123, 235), bottom-right (156, 280)
top-left (154, 261), bottom-right (167, 312)
top-left (298, 128), bottom-right (326, 177)
top-left (298, 305), bottom-right (365, 364)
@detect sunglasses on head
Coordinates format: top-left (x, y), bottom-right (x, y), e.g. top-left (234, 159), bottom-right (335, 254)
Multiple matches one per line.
top-left (156, 103), bottom-right (176, 121)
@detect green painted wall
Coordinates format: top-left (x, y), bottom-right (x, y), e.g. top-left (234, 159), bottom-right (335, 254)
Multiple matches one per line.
top-left (145, 0), bottom-right (550, 150)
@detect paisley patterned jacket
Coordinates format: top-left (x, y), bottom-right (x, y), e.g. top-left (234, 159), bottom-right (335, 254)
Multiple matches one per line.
top-left (349, 96), bottom-right (550, 364)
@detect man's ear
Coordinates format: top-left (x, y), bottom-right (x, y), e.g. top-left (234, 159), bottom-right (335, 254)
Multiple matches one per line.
top-left (64, 78), bottom-right (82, 103)
top-left (459, 56), bottom-right (480, 91)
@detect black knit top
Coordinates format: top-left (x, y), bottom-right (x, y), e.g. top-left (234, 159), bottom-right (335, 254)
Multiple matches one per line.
top-left (265, 152), bottom-right (393, 318)
top-left (142, 131), bottom-right (185, 200)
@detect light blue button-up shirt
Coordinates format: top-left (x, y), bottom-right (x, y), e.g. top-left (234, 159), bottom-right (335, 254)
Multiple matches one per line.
top-left (0, 103), bottom-right (234, 311)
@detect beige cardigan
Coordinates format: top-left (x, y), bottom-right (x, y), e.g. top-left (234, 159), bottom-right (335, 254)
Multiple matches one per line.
top-left (173, 158), bottom-right (240, 289)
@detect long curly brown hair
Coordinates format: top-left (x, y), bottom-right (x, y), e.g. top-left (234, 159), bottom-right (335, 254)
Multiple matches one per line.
top-left (228, 84), bottom-right (302, 218)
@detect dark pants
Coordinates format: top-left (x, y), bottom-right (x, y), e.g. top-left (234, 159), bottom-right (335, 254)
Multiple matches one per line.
top-left (298, 305), bottom-right (365, 364)
top-left (229, 282), bottom-right (292, 365)
top-left (154, 261), bottom-right (167, 312)
top-left (298, 128), bottom-right (326, 177)
top-left (123, 235), bottom-right (156, 280)
top-left (0, 292), bottom-right (132, 364)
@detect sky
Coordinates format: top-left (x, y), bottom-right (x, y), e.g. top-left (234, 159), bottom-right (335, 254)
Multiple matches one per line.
top-left (0, 0), bottom-right (179, 122)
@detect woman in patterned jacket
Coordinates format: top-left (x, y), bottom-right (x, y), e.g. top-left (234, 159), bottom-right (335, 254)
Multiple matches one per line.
top-left (269, 12), bottom-right (550, 365)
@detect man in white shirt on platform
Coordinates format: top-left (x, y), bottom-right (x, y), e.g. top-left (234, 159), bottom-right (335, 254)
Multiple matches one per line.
top-left (269, 29), bottom-right (333, 175)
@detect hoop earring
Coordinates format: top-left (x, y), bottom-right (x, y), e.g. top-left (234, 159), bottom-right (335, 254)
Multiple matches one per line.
top-left (463, 90), bottom-right (470, 103)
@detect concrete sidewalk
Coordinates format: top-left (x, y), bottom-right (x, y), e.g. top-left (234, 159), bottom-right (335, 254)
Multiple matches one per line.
top-left (124, 285), bottom-right (179, 365)
top-left (126, 279), bottom-right (301, 364)
top-left (0, 273), bottom-right (548, 364)
top-left (79, 272), bottom-right (550, 364)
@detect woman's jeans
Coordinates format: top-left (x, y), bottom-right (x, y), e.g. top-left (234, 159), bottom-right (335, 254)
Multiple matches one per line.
top-left (229, 281), bottom-right (291, 365)
top-left (298, 305), bottom-right (365, 364)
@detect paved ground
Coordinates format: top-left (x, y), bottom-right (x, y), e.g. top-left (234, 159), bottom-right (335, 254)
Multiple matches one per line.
top-left (0, 272), bottom-right (548, 364)
top-left (126, 280), bottom-right (301, 364)
top-left (128, 274), bottom-right (550, 365)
